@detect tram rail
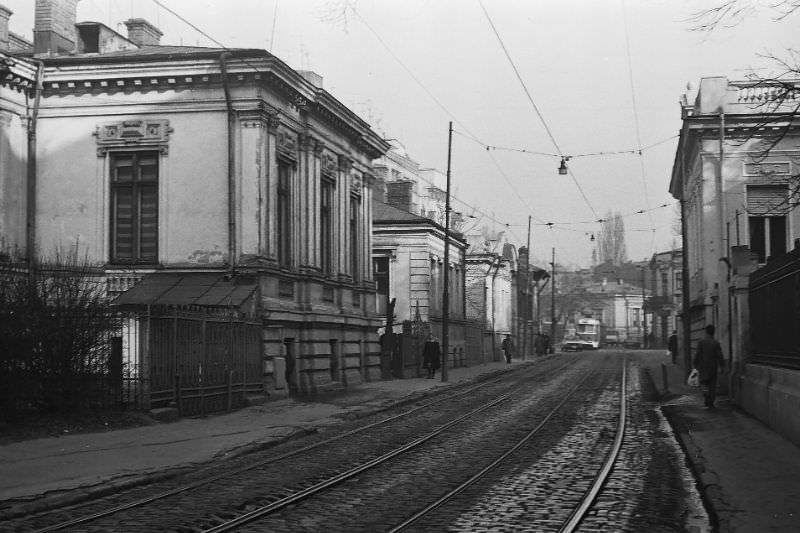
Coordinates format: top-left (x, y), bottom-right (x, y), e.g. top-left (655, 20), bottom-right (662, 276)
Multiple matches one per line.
top-left (17, 358), bottom-right (578, 533)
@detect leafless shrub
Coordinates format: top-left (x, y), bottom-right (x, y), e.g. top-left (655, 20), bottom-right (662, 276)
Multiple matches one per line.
top-left (0, 248), bottom-right (121, 416)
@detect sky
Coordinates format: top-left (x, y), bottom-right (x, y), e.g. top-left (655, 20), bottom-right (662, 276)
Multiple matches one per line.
top-left (3, 0), bottom-right (797, 268)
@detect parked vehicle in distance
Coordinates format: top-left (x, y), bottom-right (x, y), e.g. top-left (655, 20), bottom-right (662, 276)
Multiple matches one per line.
top-left (562, 335), bottom-right (584, 351)
top-left (624, 333), bottom-right (642, 349)
top-left (604, 329), bottom-right (620, 347)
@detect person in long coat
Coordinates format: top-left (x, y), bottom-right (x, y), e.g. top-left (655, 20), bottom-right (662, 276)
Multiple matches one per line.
top-left (668, 330), bottom-right (678, 365)
top-left (693, 324), bottom-right (725, 408)
top-left (422, 334), bottom-right (441, 379)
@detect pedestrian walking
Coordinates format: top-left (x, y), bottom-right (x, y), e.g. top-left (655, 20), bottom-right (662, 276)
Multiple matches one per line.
top-left (543, 334), bottom-right (551, 354)
top-left (693, 324), bottom-right (725, 409)
top-left (501, 334), bottom-right (514, 364)
top-left (422, 333), bottom-right (441, 379)
top-left (534, 333), bottom-right (545, 357)
top-left (668, 330), bottom-right (678, 365)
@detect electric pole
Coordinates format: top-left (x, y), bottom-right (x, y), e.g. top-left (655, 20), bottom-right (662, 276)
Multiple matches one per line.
top-left (550, 247), bottom-right (555, 354)
top-left (441, 122), bottom-right (452, 382)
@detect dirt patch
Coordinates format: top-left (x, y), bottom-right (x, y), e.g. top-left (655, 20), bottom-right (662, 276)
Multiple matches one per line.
top-left (0, 410), bottom-right (156, 444)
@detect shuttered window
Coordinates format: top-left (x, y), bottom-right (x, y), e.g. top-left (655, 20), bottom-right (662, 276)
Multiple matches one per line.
top-left (110, 152), bottom-right (158, 263)
top-left (747, 184), bottom-right (789, 215)
top-left (320, 179), bottom-right (334, 274)
top-left (277, 161), bottom-right (292, 267)
top-left (747, 185), bottom-right (788, 263)
top-left (350, 196), bottom-right (360, 281)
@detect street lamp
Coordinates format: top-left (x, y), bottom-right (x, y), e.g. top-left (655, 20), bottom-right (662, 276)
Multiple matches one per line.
top-left (558, 156), bottom-right (570, 175)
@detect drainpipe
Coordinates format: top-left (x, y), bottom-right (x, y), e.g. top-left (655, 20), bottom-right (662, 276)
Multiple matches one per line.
top-left (26, 60), bottom-right (44, 269)
top-left (219, 53), bottom-right (236, 275)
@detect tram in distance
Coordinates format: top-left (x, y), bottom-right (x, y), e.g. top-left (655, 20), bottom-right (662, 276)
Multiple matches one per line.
top-left (575, 317), bottom-right (603, 350)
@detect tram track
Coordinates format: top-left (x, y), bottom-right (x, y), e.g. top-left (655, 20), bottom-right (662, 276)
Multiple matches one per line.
top-left (202, 358), bottom-right (626, 533)
top-left (195, 359), bottom-right (627, 532)
top-left (10, 356), bottom-right (581, 533)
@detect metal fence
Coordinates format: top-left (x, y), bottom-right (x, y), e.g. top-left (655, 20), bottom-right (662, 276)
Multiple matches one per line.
top-left (146, 313), bottom-right (263, 416)
top-left (749, 248), bottom-right (800, 370)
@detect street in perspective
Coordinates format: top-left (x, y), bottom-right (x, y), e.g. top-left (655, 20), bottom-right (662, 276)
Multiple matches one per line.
top-left (1, 1), bottom-right (799, 532)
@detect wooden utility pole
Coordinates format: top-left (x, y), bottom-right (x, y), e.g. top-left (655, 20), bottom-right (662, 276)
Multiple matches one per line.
top-left (441, 122), bottom-right (453, 382)
top-left (521, 216), bottom-right (531, 360)
top-left (550, 247), bottom-right (556, 354)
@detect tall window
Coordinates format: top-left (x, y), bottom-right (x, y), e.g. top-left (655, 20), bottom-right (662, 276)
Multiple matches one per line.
top-left (749, 216), bottom-right (786, 263)
top-left (374, 256), bottom-right (390, 315)
top-left (350, 196), bottom-right (360, 280)
top-left (661, 271), bottom-right (668, 296)
top-left (277, 161), bottom-right (292, 267)
top-left (320, 179), bottom-right (334, 274)
top-left (747, 185), bottom-right (788, 263)
top-left (110, 151), bottom-right (158, 263)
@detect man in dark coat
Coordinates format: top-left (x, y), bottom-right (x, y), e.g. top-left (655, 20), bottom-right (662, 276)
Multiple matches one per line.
top-left (693, 324), bottom-right (725, 408)
top-left (501, 334), bottom-right (514, 364)
top-left (534, 334), bottom-right (545, 357)
top-left (422, 334), bottom-right (441, 379)
top-left (668, 330), bottom-right (678, 365)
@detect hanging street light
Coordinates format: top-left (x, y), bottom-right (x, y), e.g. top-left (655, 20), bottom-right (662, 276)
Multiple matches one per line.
top-left (558, 156), bottom-right (570, 175)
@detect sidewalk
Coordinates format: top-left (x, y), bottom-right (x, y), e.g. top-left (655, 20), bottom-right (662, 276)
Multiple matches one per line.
top-left (644, 352), bottom-right (800, 533)
top-left (0, 358), bottom-right (524, 519)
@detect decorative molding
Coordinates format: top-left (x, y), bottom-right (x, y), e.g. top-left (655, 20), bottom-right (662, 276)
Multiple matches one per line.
top-left (267, 113), bottom-right (281, 133)
top-left (94, 119), bottom-right (172, 156)
top-left (276, 127), bottom-right (298, 163)
top-left (351, 172), bottom-right (363, 196)
top-left (321, 150), bottom-right (339, 178)
top-left (337, 154), bottom-right (353, 172)
top-left (743, 161), bottom-right (791, 177)
top-left (298, 131), bottom-right (315, 151)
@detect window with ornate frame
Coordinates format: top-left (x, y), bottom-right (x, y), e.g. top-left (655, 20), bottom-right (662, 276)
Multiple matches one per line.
top-left (110, 151), bottom-right (158, 264)
top-left (277, 160), bottom-right (292, 267)
top-left (350, 195), bottom-right (360, 280)
top-left (320, 178), bottom-right (334, 275)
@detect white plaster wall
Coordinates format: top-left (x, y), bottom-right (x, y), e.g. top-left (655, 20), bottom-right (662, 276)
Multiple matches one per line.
top-left (35, 109), bottom-right (228, 265)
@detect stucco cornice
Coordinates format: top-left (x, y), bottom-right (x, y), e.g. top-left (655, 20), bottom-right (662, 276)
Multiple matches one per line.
top-left (36, 51), bottom-right (388, 160)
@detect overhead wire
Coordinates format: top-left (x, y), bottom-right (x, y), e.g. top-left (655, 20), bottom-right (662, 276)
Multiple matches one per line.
top-left (152, 0), bottom-right (533, 235)
top-left (344, 1), bottom-right (546, 225)
top-left (477, 0), bottom-right (600, 221)
top-left (621, 0), bottom-right (655, 238)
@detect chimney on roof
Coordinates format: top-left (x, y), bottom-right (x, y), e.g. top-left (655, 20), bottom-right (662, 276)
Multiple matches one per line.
top-left (0, 4), bottom-right (12, 52)
top-left (34, 0), bottom-right (78, 55)
top-left (124, 18), bottom-right (162, 47)
top-left (298, 70), bottom-right (323, 88)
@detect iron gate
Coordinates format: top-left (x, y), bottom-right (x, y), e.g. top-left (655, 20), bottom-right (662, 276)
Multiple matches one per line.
top-left (148, 314), bottom-right (263, 415)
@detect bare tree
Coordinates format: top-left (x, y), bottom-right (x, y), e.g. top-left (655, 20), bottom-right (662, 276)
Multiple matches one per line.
top-left (687, 0), bottom-right (800, 31)
top-left (597, 211), bottom-right (628, 266)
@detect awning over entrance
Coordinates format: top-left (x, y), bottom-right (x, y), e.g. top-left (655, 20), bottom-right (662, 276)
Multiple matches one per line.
top-left (113, 273), bottom-right (257, 308)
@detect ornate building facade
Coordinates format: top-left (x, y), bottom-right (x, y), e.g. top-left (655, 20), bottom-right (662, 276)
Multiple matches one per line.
top-left (0, 1), bottom-right (389, 403)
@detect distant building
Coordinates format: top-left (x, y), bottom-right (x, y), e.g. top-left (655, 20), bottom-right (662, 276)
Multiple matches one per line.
top-left (647, 249), bottom-right (682, 348)
top-left (464, 231), bottom-right (517, 362)
top-left (372, 200), bottom-right (468, 372)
